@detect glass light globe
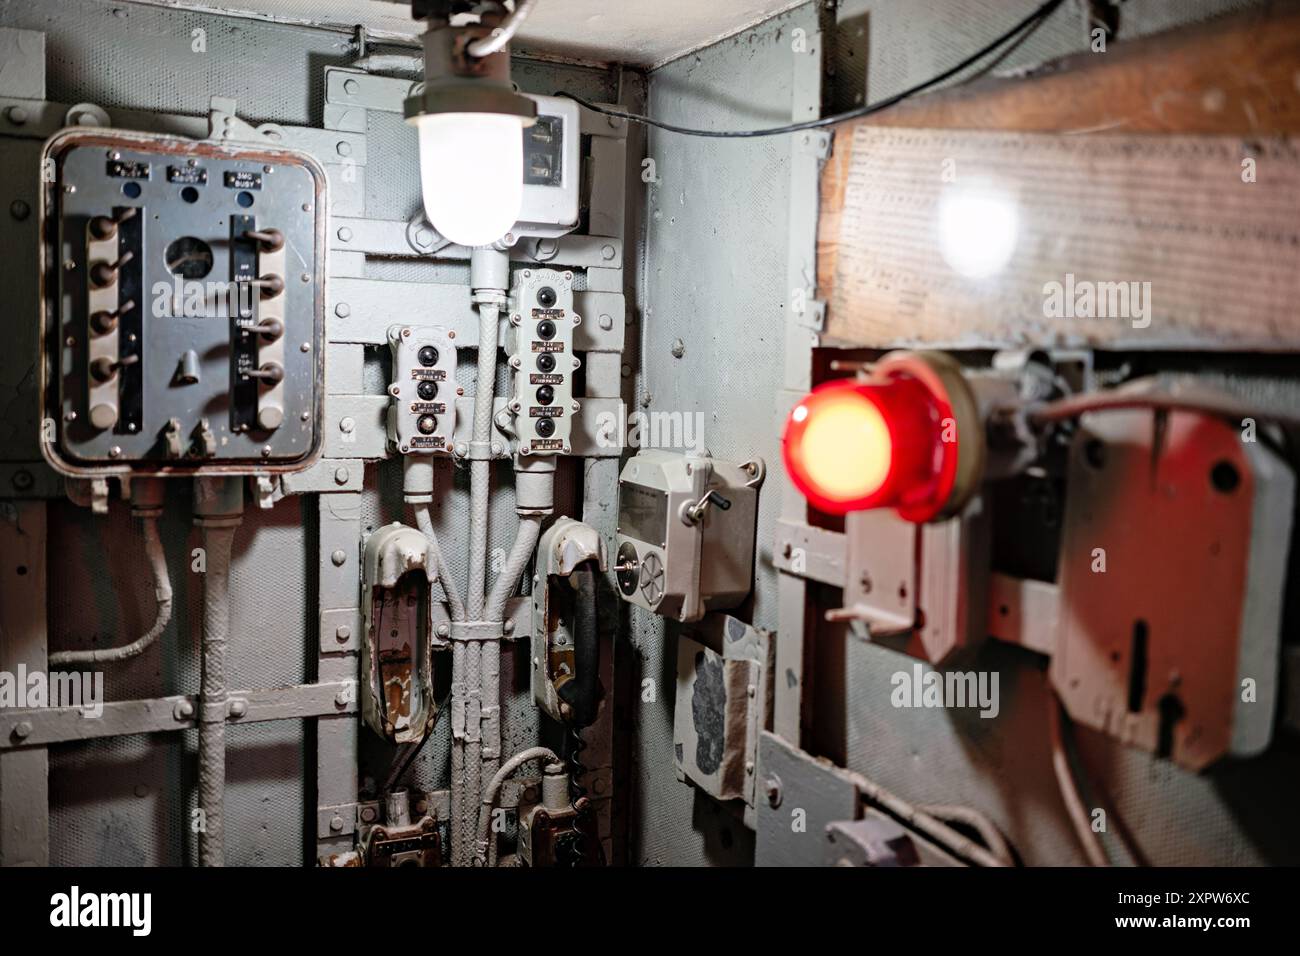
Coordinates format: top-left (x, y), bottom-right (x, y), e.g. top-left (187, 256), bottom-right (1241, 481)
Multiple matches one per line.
top-left (415, 112), bottom-right (525, 248)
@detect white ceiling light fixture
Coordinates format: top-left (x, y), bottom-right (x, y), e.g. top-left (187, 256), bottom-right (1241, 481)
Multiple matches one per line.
top-left (404, 0), bottom-right (539, 249)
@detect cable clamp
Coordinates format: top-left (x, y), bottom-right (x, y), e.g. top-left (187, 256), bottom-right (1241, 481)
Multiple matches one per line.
top-left (460, 439), bottom-right (499, 461)
top-left (449, 621), bottom-right (505, 642)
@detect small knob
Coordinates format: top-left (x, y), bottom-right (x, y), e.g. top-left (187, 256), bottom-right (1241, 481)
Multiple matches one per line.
top-left (90, 250), bottom-right (135, 288)
top-left (244, 228), bottom-right (285, 252)
top-left (88, 208), bottom-right (136, 241)
top-left (246, 274), bottom-right (284, 299)
top-left (177, 349), bottom-right (201, 385)
top-left (243, 361), bottom-right (284, 385)
top-left (89, 402), bottom-right (117, 430)
top-left (194, 419), bottom-right (218, 457)
top-left (163, 418), bottom-right (185, 459)
top-left (258, 405), bottom-right (285, 430)
top-left (91, 310), bottom-right (118, 334)
top-left (251, 318), bottom-right (284, 341)
top-left (89, 216), bottom-right (117, 241)
top-left (89, 356), bottom-right (117, 383)
top-left (91, 298), bottom-right (136, 335)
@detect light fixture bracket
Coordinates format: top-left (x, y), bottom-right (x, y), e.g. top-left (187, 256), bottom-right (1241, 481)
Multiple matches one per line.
top-left (404, 11), bottom-right (538, 125)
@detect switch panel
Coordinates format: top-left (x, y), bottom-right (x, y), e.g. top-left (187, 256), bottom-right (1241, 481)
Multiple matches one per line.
top-left (615, 451), bottom-right (766, 623)
top-left (514, 94), bottom-right (582, 239)
top-left (509, 268), bottom-right (576, 456)
top-left (387, 324), bottom-right (457, 455)
top-left (39, 128), bottom-right (327, 476)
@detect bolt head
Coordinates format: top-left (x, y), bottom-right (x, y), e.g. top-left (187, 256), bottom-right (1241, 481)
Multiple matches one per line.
top-left (331, 549), bottom-right (347, 566)
top-left (334, 466), bottom-right (350, 485)
top-left (13, 720), bottom-right (32, 740)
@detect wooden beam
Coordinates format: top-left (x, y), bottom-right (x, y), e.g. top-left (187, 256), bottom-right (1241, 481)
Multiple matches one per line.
top-left (817, 3), bottom-right (1300, 348)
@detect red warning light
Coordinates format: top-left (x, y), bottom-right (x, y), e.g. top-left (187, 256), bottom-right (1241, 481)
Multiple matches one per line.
top-left (782, 352), bottom-right (977, 523)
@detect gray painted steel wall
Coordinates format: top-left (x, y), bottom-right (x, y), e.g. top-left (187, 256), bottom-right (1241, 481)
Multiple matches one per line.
top-left (631, 3), bottom-right (820, 867)
top-left (0, 0), bottom-right (617, 866)
top-left (635, 0), bottom-right (1300, 866)
top-left (4, 0), bottom-right (1297, 867)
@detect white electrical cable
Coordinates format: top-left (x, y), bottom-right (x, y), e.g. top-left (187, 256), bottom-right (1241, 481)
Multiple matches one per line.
top-left (463, 639), bottom-right (482, 864)
top-left (1027, 377), bottom-right (1300, 427)
top-left (1048, 692), bottom-right (1110, 866)
top-left (467, 300), bottom-right (500, 619)
top-left (474, 746), bottom-right (560, 866)
top-left (449, 639), bottom-right (469, 866)
top-left (450, 294), bottom-right (505, 866)
top-left (414, 503), bottom-right (466, 622)
top-left (918, 804), bottom-right (1015, 866)
top-left (485, 517), bottom-right (541, 621)
top-left (847, 770), bottom-right (1010, 868)
top-left (49, 517), bottom-right (173, 666)
top-left (197, 514), bottom-right (241, 867)
top-left (467, 0), bottom-right (538, 58)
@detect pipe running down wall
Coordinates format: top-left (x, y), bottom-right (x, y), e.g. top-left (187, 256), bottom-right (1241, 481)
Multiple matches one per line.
top-left (193, 477), bottom-right (245, 868)
top-left (402, 248), bottom-right (559, 866)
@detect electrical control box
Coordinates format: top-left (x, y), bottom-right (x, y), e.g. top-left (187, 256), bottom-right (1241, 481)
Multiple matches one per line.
top-left (38, 128), bottom-right (328, 477)
top-left (508, 268), bottom-right (576, 456)
top-left (615, 451), bottom-right (765, 623)
top-left (515, 94), bottom-right (582, 239)
top-left (387, 324), bottom-right (458, 455)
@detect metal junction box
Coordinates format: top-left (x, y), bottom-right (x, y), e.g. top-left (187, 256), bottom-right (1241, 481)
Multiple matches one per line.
top-left (38, 128), bottom-right (328, 477)
top-left (615, 450), bottom-right (765, 622)
top-left (387, 324), bottom-right (457, 455)
top-left (508, 267), bottom-right (576, 456)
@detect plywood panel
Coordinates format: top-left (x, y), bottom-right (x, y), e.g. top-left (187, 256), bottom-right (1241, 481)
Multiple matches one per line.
top-left (822, 127), bottom-right (1300, 350)
top-left (817, 2), bottom-right (1300, 349)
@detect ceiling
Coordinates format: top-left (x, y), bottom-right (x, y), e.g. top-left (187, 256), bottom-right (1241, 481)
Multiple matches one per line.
top-left (114, 0), bottom-right (807, 68)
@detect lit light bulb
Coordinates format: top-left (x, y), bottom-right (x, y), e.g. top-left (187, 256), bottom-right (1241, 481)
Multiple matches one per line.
top-left (415, 112), bottom-right (525, 248)
top-left (937, 187), bottom-right (1018, 279)
top-left (782, 366), bottom-right (966, 522)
